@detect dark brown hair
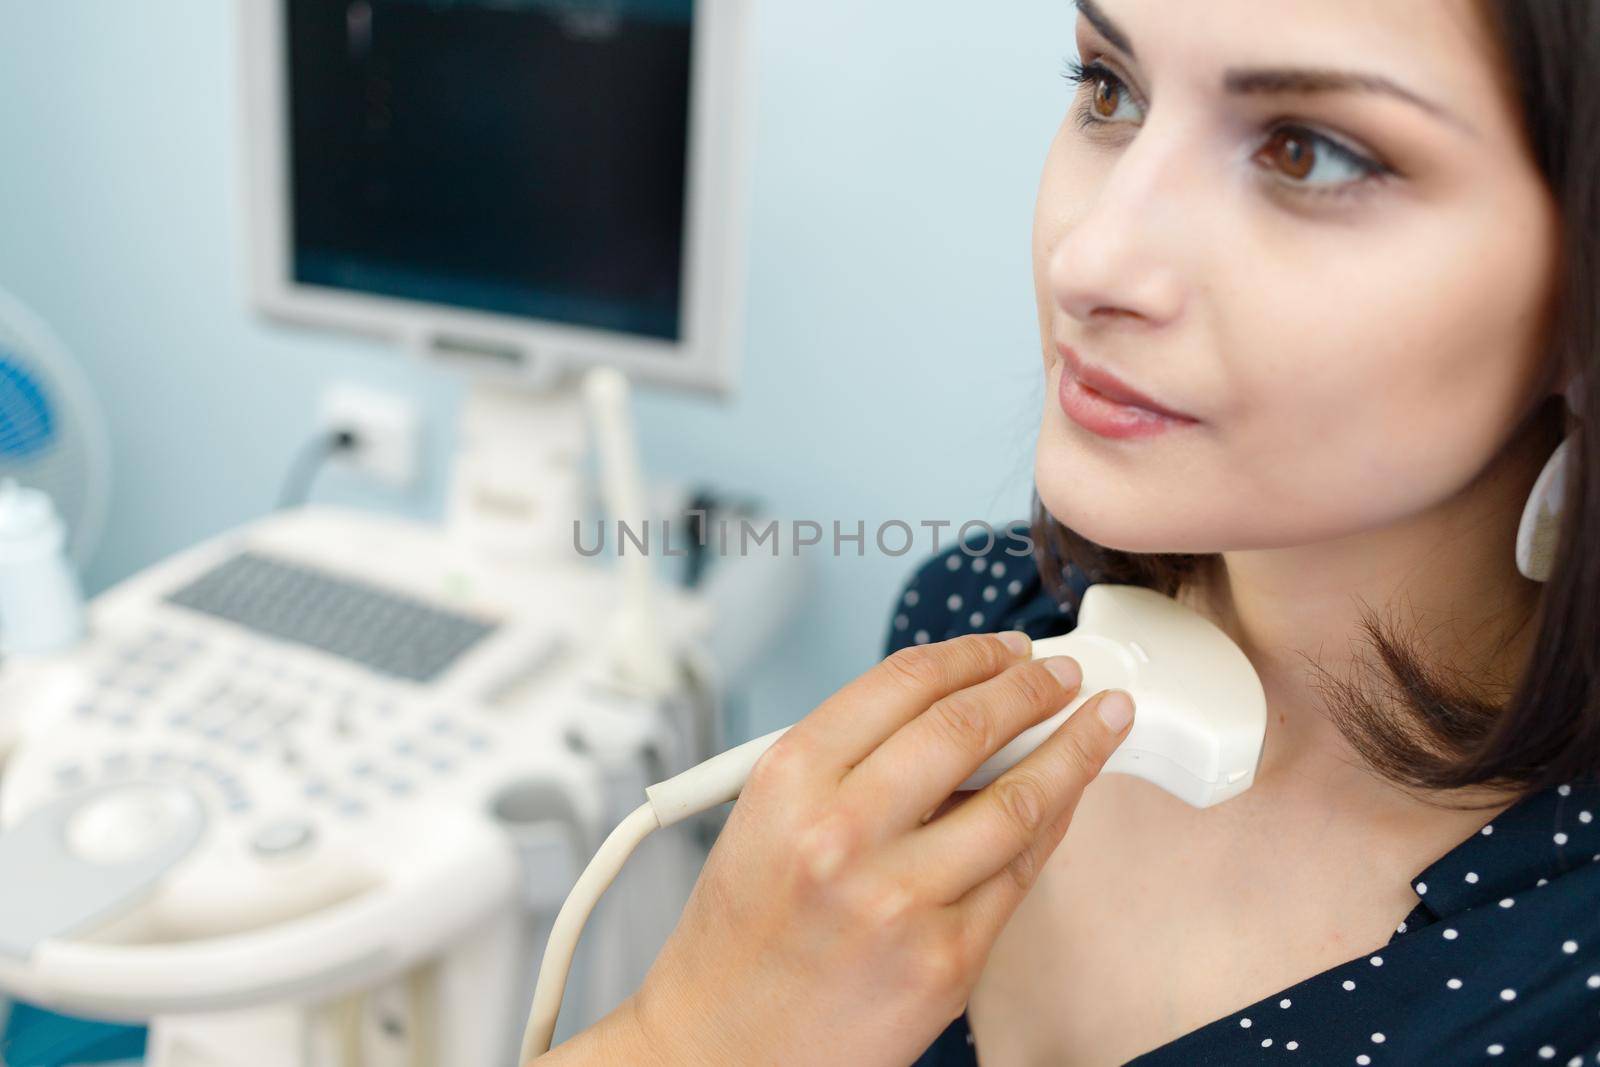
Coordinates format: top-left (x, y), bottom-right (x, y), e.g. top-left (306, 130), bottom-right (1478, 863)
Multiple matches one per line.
top-left (1030, 0), bottom-right (1600, 805)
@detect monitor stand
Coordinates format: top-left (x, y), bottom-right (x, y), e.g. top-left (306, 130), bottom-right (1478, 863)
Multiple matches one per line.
top-left (446, 370), bottom-right (681, 702)
top-left (446, 374), bottom-right (594, 572)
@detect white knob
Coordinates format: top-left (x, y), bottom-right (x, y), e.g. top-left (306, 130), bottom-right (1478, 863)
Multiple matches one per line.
top-left (65, 783), bottom-right (202, 866)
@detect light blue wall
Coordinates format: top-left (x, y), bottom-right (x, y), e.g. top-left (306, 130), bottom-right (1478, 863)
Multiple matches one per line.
top-left (0, 0), bottom-right (1074, 737)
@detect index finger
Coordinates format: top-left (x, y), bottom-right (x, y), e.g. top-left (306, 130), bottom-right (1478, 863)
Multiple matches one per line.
top-left (783, 631), bottom-right (1033, 778)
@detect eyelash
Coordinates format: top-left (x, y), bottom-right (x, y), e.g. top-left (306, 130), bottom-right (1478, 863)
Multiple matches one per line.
top-left (1059, 57), bottom-right (1397, 204)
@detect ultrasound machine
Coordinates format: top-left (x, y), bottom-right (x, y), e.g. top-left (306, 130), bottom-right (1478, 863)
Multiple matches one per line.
top-left (0, 2), bottom-right (792, 1064)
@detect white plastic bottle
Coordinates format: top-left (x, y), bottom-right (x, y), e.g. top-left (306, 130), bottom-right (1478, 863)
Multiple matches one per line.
top-left (0, 479), bottom-right (86, 656)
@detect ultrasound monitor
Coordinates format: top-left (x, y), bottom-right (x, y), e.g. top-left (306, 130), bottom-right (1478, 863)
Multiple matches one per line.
top-left (240, 0), bottom-right (752, 395)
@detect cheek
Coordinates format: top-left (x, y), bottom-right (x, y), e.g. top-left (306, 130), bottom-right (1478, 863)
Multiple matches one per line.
top-left (1208, 198), bottom-right (1558, 537)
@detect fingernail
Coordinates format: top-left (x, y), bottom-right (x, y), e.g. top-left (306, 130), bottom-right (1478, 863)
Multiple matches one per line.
top-left (1041, 656), bottom-right (1081, 688)
top-left (1097, 690), bottom-right (1134, 732)
top-left (998, 630), bottom-right (1031, 656)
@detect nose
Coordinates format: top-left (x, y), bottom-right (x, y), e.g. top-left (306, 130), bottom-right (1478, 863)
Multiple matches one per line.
top-left (1048, 115), bottom-right (1191, 329)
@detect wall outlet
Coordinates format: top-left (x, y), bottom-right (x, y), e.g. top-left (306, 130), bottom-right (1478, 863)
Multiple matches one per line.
top-left (317, 383), bottom-right (420, 489)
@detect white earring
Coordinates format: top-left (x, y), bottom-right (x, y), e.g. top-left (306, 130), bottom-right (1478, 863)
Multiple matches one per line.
top-left (1515, 373), bottom-right (1583, 582)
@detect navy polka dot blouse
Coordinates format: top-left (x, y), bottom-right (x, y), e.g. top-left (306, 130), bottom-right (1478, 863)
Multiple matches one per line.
top-left (892, 522), bottom-right (1600, 1066)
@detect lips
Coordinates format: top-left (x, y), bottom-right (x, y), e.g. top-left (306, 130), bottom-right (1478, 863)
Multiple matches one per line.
top-left (1054, 342), bottom-right (1196, 422)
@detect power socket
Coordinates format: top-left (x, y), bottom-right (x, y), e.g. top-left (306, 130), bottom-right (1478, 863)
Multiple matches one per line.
top-left (317, 383), bottom-right (420, 489)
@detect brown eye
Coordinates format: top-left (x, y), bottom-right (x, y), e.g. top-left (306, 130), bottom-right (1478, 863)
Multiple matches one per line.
top-left (1091, 74), bottom-right (1122, 119)
top-left (1256, 128), bottom-right (1317, 180)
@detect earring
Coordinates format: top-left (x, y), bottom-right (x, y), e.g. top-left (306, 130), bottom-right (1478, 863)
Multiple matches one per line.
top-left (1515, 373), bottom-right (1583, 582)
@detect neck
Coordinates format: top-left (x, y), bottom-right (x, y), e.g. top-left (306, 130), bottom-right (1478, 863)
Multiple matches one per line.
top-left (1175, 402), bottom-right (1562, 821)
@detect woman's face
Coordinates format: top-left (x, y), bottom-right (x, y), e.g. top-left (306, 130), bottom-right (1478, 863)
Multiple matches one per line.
top-left (1033, 0), bottom-right (1562, 555)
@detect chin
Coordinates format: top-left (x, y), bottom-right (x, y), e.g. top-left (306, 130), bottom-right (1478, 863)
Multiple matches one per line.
top-left (1034, 407), bottom-right (1235, 555)
top-left (1034, 479), bottom-right (1157, 554)
top-left (1033, 460), bottom-right (1235, 557)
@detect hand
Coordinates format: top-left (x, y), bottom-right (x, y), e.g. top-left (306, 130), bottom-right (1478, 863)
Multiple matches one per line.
top-left (623, 631), bottom-right (1135, 1067)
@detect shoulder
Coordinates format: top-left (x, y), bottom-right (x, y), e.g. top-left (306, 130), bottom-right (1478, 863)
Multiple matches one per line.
top-left (881, 520), bottom-right (1084, 658)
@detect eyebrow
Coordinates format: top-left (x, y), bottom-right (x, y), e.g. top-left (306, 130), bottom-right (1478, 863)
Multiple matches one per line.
top-left (1072, 0), bottom-right (1476, 137)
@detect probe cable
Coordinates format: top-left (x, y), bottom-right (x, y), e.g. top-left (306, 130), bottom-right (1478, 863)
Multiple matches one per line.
top-left (517, 722), bottom-right (791, 1062)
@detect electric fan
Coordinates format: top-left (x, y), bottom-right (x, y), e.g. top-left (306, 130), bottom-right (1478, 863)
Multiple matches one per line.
top-left (0, 284), bottom-right (110, 568)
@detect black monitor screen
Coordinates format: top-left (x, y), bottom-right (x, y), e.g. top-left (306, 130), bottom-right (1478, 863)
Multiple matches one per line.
top-left (285, 0), bottom-right (693, 342)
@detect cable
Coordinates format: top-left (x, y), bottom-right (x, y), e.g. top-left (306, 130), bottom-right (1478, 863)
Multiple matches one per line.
top-left (518, 722), bottom-right (794, 1062)
top-left (519, 801), bottom-right (662, 1061)
top-left (517, 644), bottom-right (727, 1060)
top-left (680, 488), bottom-right (718, 589)
top-left (677, 487), bottom-right (768, 589)
top-left (277, 428), bottom-right (359, 511)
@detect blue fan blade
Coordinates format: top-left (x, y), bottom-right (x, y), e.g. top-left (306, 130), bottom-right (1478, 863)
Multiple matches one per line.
top-left (0, 351), bottom-right (56, 460)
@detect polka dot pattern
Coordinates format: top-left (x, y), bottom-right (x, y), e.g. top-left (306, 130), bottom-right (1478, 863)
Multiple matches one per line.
top-left (892, 525), bottom-right (1600, 1067)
